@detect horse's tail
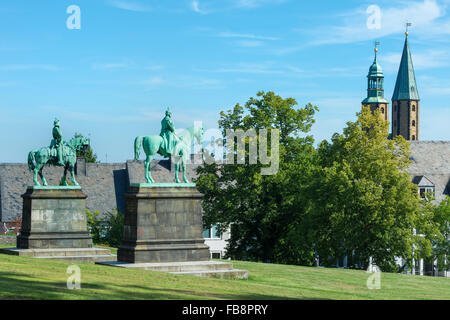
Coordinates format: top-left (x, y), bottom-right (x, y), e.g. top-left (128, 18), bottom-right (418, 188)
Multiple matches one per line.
top-left (134, 136), bottom-right (144, 160)
top-left (27, 151), bottom-right (36, 171)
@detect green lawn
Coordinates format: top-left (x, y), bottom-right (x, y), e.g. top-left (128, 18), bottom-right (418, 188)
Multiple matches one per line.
top-left (0, 244), bottom-right (449, 300)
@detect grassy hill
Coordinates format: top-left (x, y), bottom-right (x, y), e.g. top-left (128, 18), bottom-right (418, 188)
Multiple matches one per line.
top-left (0, 245), bottom-right (449, 300)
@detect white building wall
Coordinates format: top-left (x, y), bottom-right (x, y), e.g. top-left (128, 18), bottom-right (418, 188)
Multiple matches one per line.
top-left (204, 228), bottom-right (231, 259)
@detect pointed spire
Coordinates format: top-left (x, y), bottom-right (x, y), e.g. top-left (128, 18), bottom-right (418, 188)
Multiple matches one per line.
top-left (392, 27), bottom-right (419, 101)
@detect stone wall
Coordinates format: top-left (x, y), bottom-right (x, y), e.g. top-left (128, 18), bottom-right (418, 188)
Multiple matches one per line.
top-left (0, 236), bottom-right (16, 245)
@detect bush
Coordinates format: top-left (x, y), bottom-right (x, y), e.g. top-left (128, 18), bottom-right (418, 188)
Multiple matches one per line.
top-left (85, 208), bottom-right (123, 247)
top-left (85, 209), bottom-right (103, 243)
top-left (103, 209), bottom-right (124, 247)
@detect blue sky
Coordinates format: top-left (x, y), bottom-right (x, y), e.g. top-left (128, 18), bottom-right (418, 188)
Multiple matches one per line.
top-left (0, 0), bottom-right (449, 162)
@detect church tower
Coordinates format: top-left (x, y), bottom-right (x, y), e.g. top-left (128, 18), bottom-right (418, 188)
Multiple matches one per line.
top-left (392, 29), bottom-right (420, 141)
top-left (362, 42), bottom-right (389, 122)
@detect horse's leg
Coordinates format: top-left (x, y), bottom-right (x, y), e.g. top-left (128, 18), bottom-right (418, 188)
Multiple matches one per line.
top-left (33, 166), bottom-right (41, 186)
top-left (182, 154), bottom-right (189, 183)
top-left (61, 167), bottom-right (68, 186)
top-left (70, 166), bottom-right (79, 186)
top-left (145, 155), bottom-right (154, 183)
top-left (174, 157), bottom-right (180, 183)
top-left (38, 166), bottom-right (48, 186)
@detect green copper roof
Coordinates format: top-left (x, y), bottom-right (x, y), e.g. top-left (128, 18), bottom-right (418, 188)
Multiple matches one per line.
top-left (362, 96), bottom-right (389, 104)
top-left (392, 36), bottom-right (420, 101)
top-left (362, 48), bottom-right (387, 104)
top-left (368, 56), bottom-right (384, 78)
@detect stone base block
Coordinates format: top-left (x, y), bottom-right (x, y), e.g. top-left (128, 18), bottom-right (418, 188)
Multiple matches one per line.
top-left (17, 187), bottom-right (93, 249)
top-left (0, 247), bottom-right (116, 263)
top-left (118, 239), bottom-right (210, 263)
top-left (118, 185), bottom-right (211, 263)
top-left (96, 260), bottom-right (249, 279)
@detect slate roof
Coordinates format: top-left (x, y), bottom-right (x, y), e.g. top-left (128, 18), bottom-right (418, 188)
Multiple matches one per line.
top-left (408, 141), bottom-right (450, 202)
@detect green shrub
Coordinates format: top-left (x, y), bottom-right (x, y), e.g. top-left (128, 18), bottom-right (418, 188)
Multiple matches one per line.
top-left (85, 208), bottom-right (123, 247)
top-left (103, 209), bottom-right (124, 247)
top-left (85, 209), bottom-right (103, 243)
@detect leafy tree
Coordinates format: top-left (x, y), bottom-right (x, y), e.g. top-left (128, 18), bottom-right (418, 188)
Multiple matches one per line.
top-left (103, 209), bottom-right (124, 247)
top-left (431, 196), bottom-right (450, 271)
top-left (74, 133), bottom-right (98, 163)
top-left (307, 106), bottom-right (439, 271)
top-left (195, 91), bottom-right (318, 263)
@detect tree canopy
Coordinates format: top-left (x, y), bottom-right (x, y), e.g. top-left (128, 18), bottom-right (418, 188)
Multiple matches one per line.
top-left (196, 94), bottom-right (445, 272)
top-left (305, 106), bottom-right (439, 271)
top-left (195, 91), bottom-right (318, 262)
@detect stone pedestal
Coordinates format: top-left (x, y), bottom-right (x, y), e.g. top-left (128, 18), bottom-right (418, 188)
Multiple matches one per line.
top-left (17, 187), bottom-right (92, 249)
top-left (117, 184), bottom-right (210, 263)
top-left (0, 186), bottom-right (115, 263)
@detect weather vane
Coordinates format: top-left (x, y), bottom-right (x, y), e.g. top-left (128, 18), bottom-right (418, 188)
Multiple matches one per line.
top-left (374, 41), bottom-right (380, 60)
top-left (405, 22), bottom-right (412, 36)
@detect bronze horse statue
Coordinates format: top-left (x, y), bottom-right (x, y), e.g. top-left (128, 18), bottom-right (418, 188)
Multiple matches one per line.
top-left (28, 137), bottom-right (90, 186)
top-left (134, 126), bottom-right (203, 184)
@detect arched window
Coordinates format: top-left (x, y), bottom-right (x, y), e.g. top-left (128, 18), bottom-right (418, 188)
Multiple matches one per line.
top-left (381, 107), bottom-right (384, 114)
top-left (412, 105), bottom-right (416, 112)
top-left (412, 120), bottom-right (416, 127)
top-left (412, 135), bottom-right (416, 141)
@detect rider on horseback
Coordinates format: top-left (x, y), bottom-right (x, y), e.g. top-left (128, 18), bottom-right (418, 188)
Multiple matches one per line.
top-left (160, 108), bottom-right (177, 157)
top-left (51, 119), bottom-right (65, 166)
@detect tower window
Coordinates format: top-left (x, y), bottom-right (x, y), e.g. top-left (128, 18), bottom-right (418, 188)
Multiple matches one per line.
top-left (381, 107), bottom-right (384, 114)
top-left (412, 105), bottom-right (416, 112)
top-left (412, 120), bottom-right (416, 127)
top-left (412, 135), bottom-right (416, 140)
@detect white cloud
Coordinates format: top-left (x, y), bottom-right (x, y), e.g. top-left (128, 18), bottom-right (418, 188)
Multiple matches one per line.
top-left (189, 0), bottom-right (286, 14)
top-left (380, 49), bottom-right (450, 72)
top-left (92, 62), bottom-right (130, 70)
top-left (218, 31), bottom-right (279, 41)
top-left (191, 0), bottom-right (207, 14)
top-left (108, 0), bottom-right (152, 12)
top-left (141, 75), bottom-right (222, 89)
top-left (303, 0), bottom-right (444, 46)
top-left (234, 0), bottom-right (287, 9)
top-left (235, 40), bottom-right (265, 47)
top-left (143, 76), bottom-right (165, 86)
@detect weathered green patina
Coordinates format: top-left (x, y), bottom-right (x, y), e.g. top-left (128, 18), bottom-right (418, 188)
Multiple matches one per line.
top-left (28, 119), bottom-right (90, 186)
top-left (362, 42), bottom-right (389, 105)
top-left (134, 109), bottom-right (204, 184)
top-left (392, 34), bottom-right (420, 101)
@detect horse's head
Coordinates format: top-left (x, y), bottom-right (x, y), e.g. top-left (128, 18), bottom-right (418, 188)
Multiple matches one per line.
top-left (194, 125), bottom-right (204, 145)
top-left (69, 136), bottom-right (90, 152)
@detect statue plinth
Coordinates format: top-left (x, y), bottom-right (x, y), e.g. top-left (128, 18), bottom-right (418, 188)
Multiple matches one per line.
top-left (0, 186), bottom-right (116, 263)
top-left (17, 186), bottom-right (93, 249)
top-left (117, 184), bottom-right (210, 263)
